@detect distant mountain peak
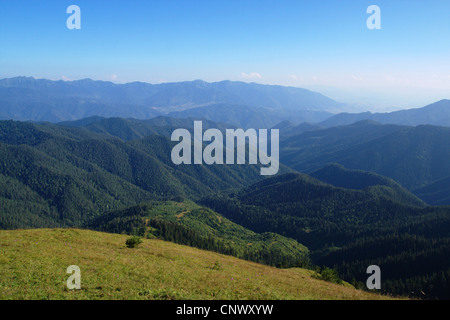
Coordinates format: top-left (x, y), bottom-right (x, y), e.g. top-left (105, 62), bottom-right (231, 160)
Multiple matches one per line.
top-left (349, 119), bottom-right (381, 126)
top-left (271, 120), bottom-right (295, 129)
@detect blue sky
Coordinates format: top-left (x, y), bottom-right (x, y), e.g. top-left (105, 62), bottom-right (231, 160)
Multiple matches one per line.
top-left (1, 0), bottom-right (449, 109)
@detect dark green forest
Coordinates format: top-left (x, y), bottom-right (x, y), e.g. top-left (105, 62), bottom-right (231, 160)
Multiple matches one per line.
top-left (200, 173), bottom-right (450, 299)
top-left (0, 120), bottom-right (263, 228)
top-left (1, 118), bottom-right (450, 299)
top-left (86, 200), bottom-right (310, 268)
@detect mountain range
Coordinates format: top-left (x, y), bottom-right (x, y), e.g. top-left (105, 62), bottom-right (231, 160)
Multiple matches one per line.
top-left (1, 77), bottom-right (449, 135)
top-left (55, 116), bottom-right (450, 203)
top-left (1, 76), bottom-right (450, 299)
top-left (168, 103), bottom-right (331, 129)
top-left (0, 77), bottom-right (342, 123)
top-left (1, 77), bottom-right (448, 130)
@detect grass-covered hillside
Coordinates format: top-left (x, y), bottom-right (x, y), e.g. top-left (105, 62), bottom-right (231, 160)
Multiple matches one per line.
top-left (0, 228), bottom-right (395, 300)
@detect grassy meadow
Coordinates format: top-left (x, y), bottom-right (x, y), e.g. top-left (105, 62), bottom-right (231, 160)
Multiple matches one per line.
top-left (0, 228), bottom-right (399, 300)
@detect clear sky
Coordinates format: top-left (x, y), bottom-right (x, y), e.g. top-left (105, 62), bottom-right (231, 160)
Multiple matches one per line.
top-left (1, 0), bottom-right (449, 109)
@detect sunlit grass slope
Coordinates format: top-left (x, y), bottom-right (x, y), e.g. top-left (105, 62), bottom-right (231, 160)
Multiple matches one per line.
top-left (0, 228), bottom-right (398, 300)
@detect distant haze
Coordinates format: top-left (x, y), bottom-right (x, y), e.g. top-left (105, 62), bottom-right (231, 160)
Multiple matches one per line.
top-left (304, 85), bottom-right (450, 112)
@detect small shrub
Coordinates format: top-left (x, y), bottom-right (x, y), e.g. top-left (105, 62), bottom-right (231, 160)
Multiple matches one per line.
top-left (125, 236), bottom-right (143, 248)
top-left (212, 260), bottom-right (222, 270)
top-left (313, 266), bottom-right (343, 285)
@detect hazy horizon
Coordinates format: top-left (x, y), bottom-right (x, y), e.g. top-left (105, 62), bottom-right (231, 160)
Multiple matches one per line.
top-left (2, 74), bottom-right (446, 113)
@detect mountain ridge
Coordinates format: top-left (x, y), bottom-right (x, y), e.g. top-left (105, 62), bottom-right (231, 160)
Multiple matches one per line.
top-left (0, 76), bottom-right (344, 123)
top-left (310, 163), bottom-right (426, 207)
top-left (321, 99), bottom-right (450, 127)
top-left (280, 122), bottom-right (450, 190)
